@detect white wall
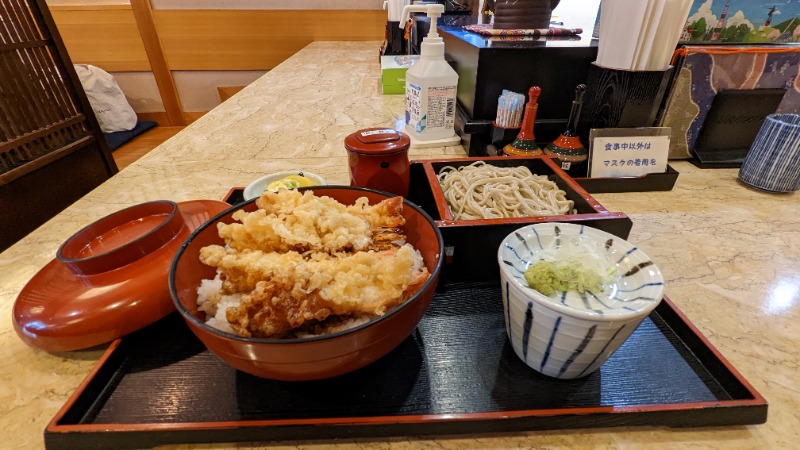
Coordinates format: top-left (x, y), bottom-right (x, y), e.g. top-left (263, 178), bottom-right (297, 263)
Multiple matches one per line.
top-left (174, 71), bottom-right (267, 111)
top-left (113, 72), bottom-right (164, 113)
top-left (552, 0), bottom-right (601, 33)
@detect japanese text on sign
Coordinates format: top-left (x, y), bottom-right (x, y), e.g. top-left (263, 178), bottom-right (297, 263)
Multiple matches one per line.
top-left (590, 135), bottom-right (669, 178)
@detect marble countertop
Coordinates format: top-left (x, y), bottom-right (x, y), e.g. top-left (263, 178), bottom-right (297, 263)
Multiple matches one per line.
top-left (2, 41), bottom-right (799, 449)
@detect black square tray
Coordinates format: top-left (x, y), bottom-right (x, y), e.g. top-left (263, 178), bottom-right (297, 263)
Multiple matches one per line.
top-left (46, 281), bottom-right (766, 449)
top-left (575, 164), bottom-right (680, 193)
top-left (45, 186), bottom-right (765, 449)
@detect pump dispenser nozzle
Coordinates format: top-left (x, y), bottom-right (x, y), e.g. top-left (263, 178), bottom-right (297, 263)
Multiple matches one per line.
top-left (399, 4), bottom-right (445, 58)
top-left (399, 3), bottom-right (444, 37)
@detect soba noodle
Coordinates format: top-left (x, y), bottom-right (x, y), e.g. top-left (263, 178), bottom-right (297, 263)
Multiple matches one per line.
top-left (437, 161), bottom-right (575, 220)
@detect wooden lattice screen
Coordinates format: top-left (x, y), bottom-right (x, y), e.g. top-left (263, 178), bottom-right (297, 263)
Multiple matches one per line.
top-left (0, 0), bottom-right (117, 251)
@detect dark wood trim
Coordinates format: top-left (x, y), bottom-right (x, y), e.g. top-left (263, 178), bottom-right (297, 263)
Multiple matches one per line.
top-left (33, 0), bottom-right (118, 175)
top-left (0, 135), bottom-right (93, 185)
top-left (0, 38), bottom-right (48, 51)
top-left (0, 114), bottom-right (85, 154)
top-left (1, 0), bottom-right (119, 250)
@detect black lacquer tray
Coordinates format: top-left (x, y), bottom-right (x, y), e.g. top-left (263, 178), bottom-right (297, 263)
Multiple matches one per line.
top-left (575, 164), bottom-right (680, 193)
top-left (45, 187), bottom-right (766, 449)
top-left (46, 281), bottom-right (766, 449)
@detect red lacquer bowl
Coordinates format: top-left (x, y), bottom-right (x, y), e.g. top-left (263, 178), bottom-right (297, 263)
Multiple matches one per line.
top-left (169, 186), bottom-right (443, 381)
top-left (13, 199), bottom-right (230, 352)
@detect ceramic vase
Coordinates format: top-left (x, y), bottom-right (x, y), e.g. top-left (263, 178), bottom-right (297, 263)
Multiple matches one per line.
top-left (492, 0), bottom-right (561, 30)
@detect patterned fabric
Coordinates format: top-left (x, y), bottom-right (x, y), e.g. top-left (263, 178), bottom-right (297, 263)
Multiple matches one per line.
top-left (660, 46), bottom-right (800, 159)
top-left (463, 24), bottom-right (582, 37)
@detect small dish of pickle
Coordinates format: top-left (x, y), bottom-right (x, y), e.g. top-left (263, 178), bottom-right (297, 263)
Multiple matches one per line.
top-left (243, 170), bottom-right (327, 200)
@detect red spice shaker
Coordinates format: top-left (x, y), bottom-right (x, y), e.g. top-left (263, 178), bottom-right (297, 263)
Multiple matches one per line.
top-left (345, 127), bottom-right (411, 197)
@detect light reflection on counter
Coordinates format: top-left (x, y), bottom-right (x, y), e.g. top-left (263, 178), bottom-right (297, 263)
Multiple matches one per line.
top-left (764, 278), bottom-right (799, 314)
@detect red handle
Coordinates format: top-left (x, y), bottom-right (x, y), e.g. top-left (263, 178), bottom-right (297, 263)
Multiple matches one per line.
top-left (528, 86), bottom-right (541, 104)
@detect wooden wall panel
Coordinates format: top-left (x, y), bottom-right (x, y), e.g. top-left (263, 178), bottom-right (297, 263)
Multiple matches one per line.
top-left (49, 6), bottom-right (150, 71)
top-left (153, 10), bottom-right (385, 70)
top-left (130, 0), bottom-right (185, 125)
top-left (47, 7), bottom-right (386, 123)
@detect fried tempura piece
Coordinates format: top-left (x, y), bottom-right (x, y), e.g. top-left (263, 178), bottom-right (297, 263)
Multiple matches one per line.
top-left (198, 190), bottom-right (429, 338)
top-left (343, 196), bottom-right (406, 229)
top-left (200, 244), bottom-right (429, 338)
top-left (199, 245), bottom-right (306, 294)
top-left (218, 190), bottom-right (406, 254)
top-left (345, 196), bottom-right (407, 251)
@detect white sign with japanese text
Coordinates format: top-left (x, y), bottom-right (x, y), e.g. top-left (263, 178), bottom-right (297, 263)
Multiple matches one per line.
top-left (589, 133), bottom-right (670, 178)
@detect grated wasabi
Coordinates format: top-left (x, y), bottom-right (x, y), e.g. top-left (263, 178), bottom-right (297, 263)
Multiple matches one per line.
top-left (523, 235), bottom-right (617, 296)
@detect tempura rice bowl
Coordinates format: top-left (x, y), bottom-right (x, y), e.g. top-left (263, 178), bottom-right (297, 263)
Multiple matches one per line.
top-left (169, 186), bottom-right (443, 381)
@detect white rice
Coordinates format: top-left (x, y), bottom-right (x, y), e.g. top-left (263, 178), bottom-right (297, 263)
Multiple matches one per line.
top-left (197, 276), bottom-right (241, 335)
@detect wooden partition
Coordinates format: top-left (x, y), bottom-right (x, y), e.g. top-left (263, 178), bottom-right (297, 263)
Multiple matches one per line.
top-left (49, 5), bottom-right (150, 71)
top-left (1, 0), bottom-right (118, 251)
top-left (49, 3), bottom-right (385, 125)
top-left (155, 10), bottom-right (385, 70)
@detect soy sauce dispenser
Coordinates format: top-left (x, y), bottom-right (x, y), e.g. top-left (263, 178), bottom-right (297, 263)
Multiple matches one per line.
top-left (503, 86), bottom-right (543, 156)
top-left (544, 84), bottom-right (588, 176)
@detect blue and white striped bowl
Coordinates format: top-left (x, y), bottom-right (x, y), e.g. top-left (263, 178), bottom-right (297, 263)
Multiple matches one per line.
top-left (739, 114), bottom-right (800, 193)
top-left (497, 223), bottom-right (665, 379)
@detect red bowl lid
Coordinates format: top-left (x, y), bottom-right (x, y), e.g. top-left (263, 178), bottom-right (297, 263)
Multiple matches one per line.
top-left (12, 199), bottom-right (231, 353)
top-left (344, 127), bottom-right (410, 156)
top-left (57, 200), bottom-right (185, 275)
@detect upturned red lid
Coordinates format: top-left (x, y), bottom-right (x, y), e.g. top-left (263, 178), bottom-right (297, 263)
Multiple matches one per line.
top-left (344, 128), bottom-right (411, 156)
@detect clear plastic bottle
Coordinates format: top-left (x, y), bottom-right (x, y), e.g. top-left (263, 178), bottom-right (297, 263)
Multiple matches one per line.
top-left (400, 4), bottom-right (458, 141)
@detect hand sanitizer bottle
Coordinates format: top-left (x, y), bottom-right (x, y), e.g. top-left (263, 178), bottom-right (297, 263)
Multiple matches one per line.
top-left (399, 4), bottom-right (458, 141)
